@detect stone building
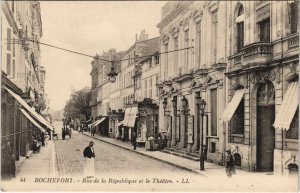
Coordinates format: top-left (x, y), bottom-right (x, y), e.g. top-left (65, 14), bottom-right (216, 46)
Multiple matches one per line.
top-left (157, 1), bottom-right (228, 164)
top-left (224, 1), bottom-right (299, 174)
top-left (118, 31), bottom-right (160, 142)
top-left (1, 1), bottom-right (53, 179)
top-left (89, 49), bottom-right (122, 136)
top-left (157, 1), bottom-right (299, 174)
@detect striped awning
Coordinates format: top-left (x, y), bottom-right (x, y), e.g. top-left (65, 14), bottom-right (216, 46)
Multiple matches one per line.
top-left (123, 108), bottom-right (132, 127)
top-left (221, 89), bottom-right (245, 121)
top-left (20, 108), bottom-right (46, 132)
top-left (5, 87), bottom-right (54, 131)
top-left (273, 81), bottom-right (299, 130)
top-left (127, 107), bottom-right (138, 128)
top-left (93, 117), bottom-right (106, 127)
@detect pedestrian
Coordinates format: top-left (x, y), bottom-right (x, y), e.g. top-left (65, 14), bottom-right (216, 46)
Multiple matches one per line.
top-left (83, 141), bottom-right (95, 176)
top-left (41, 132), bottom-right (45, 146)
top-left (92, 127), bottom-right (95, 136)
top-left (225, 148), bottom-right (236, 177)
top-left (132, 131), bottom-right (137, 150)
top-left (3, 141), bottom-right (16, 180)
top-left (62, 127), bottom-right (65, 140)
top-left (44, 132), bottom-right (49, 146)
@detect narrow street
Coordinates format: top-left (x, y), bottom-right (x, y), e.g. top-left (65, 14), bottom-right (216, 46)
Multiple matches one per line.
top-left (54, 130), bottom-right (190, 177)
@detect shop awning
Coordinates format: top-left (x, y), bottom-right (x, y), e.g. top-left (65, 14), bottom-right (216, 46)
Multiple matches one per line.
top-left (93, 117), bottom-right (106, 127)
top-left (117, 120), bottom-right (124, 127)
top-left (20, 108), bottom-right (46, 132)
top-left (221, 89), bottom-right (245, 121)
top-left (273, 81), bottom-right (299, 130)
top-left (127, 107), bottom-right (138, 128)
top-left (123, 108), bottom-right (132, 127)
top-left (5, 87), bottom-right (54, 131)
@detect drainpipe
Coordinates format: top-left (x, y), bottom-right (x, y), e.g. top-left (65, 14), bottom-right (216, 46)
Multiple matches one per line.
top-left (280, 1), bottom-right (284, 175)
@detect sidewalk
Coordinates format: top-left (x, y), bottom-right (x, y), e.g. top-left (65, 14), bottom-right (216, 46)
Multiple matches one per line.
top-left (83, 132), bottom-right (225, 176)
top-left (15, 140), bottom-right (56, 177)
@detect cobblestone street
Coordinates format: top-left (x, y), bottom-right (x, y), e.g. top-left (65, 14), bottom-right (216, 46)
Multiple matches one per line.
top-left (54, 131), bottom-right (191, 177)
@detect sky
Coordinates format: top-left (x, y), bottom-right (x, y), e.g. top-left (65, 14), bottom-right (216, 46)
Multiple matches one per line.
top-left (40, 1), bottom-right (166, 111)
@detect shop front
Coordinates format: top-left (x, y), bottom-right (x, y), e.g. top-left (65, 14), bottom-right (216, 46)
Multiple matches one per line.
top-left (136, 98), bottom-right (159, 145)
top-left (108, 109), bottom-right (124, 139)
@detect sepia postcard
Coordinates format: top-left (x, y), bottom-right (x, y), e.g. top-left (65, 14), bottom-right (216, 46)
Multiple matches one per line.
top-left (1, 0), bottom-right (299, 192)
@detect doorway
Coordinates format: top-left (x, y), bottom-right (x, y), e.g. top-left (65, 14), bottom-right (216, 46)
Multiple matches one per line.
top-left (256, 81), bottom-right (275, 172)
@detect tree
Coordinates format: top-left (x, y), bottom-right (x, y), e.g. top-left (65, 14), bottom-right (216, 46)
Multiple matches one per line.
top-left (64, 87), bottom-right (91, 122)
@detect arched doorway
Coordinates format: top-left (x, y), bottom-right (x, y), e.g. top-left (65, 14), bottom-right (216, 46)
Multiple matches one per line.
top-left (256, 81), bottom-right (275, 171)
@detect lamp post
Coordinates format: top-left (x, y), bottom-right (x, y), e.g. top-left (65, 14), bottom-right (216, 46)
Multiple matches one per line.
top-left (197, 97), bottom-right (206, 171)
top-left (107, 62), bottom-right (118, 83)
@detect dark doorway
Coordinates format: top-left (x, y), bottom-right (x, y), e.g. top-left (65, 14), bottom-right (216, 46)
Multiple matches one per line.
top-left (256, 81), bottom-right (275, 172)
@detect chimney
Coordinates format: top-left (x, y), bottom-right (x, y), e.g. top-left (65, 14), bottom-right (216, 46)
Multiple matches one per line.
top-left (138, 29), bottom-right (148, 42)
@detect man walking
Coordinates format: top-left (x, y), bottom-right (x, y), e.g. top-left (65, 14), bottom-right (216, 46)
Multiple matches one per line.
top-left (83, 141), bottom-right (95, 176)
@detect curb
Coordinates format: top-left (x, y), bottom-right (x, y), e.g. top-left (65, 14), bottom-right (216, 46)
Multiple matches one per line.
top-left (83, 133), bottom-right (203, 176)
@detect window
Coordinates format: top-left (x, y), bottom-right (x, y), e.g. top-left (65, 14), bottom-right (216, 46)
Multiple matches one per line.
top-left (286, 108), bottom-right (299, 139)
top-left (290, 1), bottom-right (299, 34)
top-left (156, 75), bottom-right (159, 97)
top-left (164, 44), bottom-right (168, 79)
top-left (154, 54), bottom-right (159, 65)
top-left (211, 88), bottom-right (218, 136)
top-left (259, 18), bottom-right (270, 42)
top-left (144, 80), bottom-right (147, 98)
top-left (149, 58), bottom-right (152, 68)
top-left (212, 12), bottom-right (218, 63)
top-left (236, 5), bottom-right (244, 52)
top-left (231, 98), bottom-right (244, 135)
top-left (7, 53), bottom-right (11, 75)
top-left (149, 78), bottom-right (152, 98)
top-left (12, 38), bottom-right (15, 57)
top-left (7, 28), bottom-right (11, 51)
top-left (12, 60), bottom-right (15, 78)
top-left (196, 23), bottom-right (201, 68)
top-left (174, 37), bottom-right (179, 75)
top-left (210, 142), bottom-right (216, 153)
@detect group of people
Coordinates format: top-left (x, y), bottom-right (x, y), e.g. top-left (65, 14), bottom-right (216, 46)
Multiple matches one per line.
top-left (62, 126), bottom-right (72, 140)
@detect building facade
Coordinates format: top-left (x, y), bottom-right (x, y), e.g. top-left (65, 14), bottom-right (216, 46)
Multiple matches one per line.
top-left (224, 1), bottom-right (299, 174)
top-left (1, 0), bottom-right (53, 179)
top-left (157, 1), bottom-right (299, 174)
top-left (157, 1), bottom-right (228, 164)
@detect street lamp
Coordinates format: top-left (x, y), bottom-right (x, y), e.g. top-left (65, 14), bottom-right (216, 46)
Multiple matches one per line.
top-left (107, 62), bottom-right (118, 83)
top-left (197, 97), bottom-right (206, 171)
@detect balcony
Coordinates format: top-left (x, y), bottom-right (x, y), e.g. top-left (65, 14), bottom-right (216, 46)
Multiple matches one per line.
top-left (242, 42), bottom-right (272, 58)
top-left (287, 33), bottom-right (299, 49)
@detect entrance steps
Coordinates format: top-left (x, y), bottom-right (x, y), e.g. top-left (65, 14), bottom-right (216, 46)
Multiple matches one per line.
top-left (161, 147), bottom-right (200, 161)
